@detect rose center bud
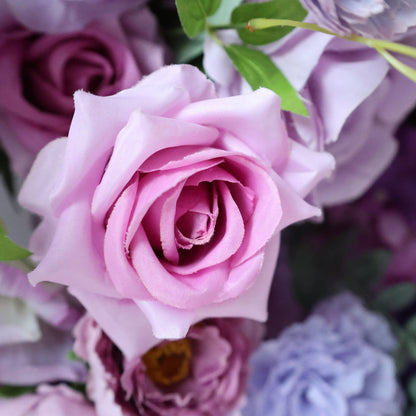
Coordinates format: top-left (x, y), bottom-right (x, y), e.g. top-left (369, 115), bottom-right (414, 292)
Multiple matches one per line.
top-left (142, 339), bottom-right (192, 387)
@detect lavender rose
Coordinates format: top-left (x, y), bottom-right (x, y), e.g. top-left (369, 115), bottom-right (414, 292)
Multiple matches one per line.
top-left (243, 293), bottom-right (403, 416)
top-left (0, 263), bottom-right (86, 385)
top-left (0, 0), bottom-right (145, 33)
top-left (0, 384), bottom-right (95, 416)
top-left (0, 6), bottom-right (167, 175)
top-left (74, 314), bottom-right (262, 416)
top-left (204, 27), bottom-right (416, 205)
top-left (300, 0), bottom-right (416, 40)
top-left (19, 64), bottom-right (334, 354)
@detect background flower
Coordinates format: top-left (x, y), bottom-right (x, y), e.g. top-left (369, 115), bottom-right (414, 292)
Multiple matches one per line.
top-left (75, 315), bottom-right (262, 416)
top-left (300, 0), bottom-right (416, 40)
top-left (0, 263), bottom-right (86, 385)
top-left (243, 293), bottom-right (403, 416)
top-left (204, 26), bottom-right (416, 206)
top-left (0, 384), bottom-right (96, 416)
top-left (19, 64), bottom-right (334, 354)
top-left (0, 5), bottom-right (167, 175)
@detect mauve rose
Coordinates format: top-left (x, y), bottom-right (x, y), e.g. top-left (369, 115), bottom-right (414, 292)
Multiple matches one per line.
top-left (204, 28), bottom-right (416, 205)
top-left (19, 64), bottom-right (334, 356)
top-left (0, 384), bottom-right (96, 416)
top-left (0, 6), bottom-right (167, 175)
top-left (0, 263), bottom-right (86, 385)
top-left (74, 314), bottom-right (263, 416)
top-left (0, 0), bottom-right (145, 33)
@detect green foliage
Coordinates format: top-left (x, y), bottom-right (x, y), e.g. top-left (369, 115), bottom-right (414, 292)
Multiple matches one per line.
top-left (224, 44), bottom-right (308, 116)
top-left (0, 221), bottom-right (31, 261)
top-left (0, 385), bottom-right (35, 398)
top-left (231, 0), bottom-right (307, 45)
top-left (175, 0), bottom-right (221, 38)
top-left (373, 283), bottom-right (416, 313)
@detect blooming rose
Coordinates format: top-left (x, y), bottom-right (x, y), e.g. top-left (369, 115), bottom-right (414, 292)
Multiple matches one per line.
top-left (243, 294), bottom-right (403, 416)
top-left (204, 27), bottom-right (416, 205)
top-left (0, 6), bottom-right (167, 175)
top-left (0, 263), bottom-right (86, 385)
top-left (19, 64), bottom-right (334, 356)
top-left (0, 0), bottom-right (145, 33)
top-left (300, 0), bottom-right (416, 40)
top-left (74, 314), bottom-right (263, 416)
top-left (0, 384), bottom-right (96, 416)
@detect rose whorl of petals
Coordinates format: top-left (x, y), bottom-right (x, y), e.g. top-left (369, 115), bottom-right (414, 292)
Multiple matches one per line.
top-left (300, 0), bottom-right (416, 40)
top-left (0, 263), bottom-right (86, 385)
top-left (0, 6), bottom-right (167, 175)
top-left (0, 384), bottom-right (96, 416)
top-left (74, 314), bottom-right (263, 416)
top-left (19, 64), bottom-right (334, 356)
top-left (243, 293), bottom-right (404, 416)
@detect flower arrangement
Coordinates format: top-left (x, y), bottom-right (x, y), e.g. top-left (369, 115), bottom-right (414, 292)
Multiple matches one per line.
top-left (0, 0), bottom-right (416, 415)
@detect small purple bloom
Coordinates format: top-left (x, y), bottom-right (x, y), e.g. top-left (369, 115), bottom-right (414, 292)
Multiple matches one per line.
top-left (244, 293), bottom-right (403, 416)
top-left (300, 0), bottom-right (416, 40)
top-left (74, 315), bottom-right (263, 416)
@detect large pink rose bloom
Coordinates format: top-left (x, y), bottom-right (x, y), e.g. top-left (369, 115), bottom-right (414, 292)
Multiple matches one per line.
top-left (0, 264), bottom-right (86, 385)
top-left (0, 384), bottom-right (95, 416)
top-left (19, 65), bottom-right (334, 357)
top-left (0, 6), bottom-right (167, 175)
top-left (74, 314), bottom-right (263, 416)
top-left (204, 28), bottom-right (416, 205)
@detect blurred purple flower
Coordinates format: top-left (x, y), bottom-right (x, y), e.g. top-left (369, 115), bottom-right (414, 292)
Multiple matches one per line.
top-left (243, 293), bottom-right (403, 416)
top-left (204, 26), bottom-right (416, 206)
top-left (0, 0), bottom-right (145, 33)
top-left (0, 384), bottom-right (95, 416)
top-left (0, 263), bottom-right (86, 385)
top-left (0, 6), bottom-right (168, 176)
top-left (74, 315), bottom-right (263, 416)
top-left (300, 0), bottom-right (416, 40)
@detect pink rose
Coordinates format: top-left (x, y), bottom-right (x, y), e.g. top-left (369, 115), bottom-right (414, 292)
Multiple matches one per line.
top-left (19, 65), bottom-right (334, 357)
top-left (74, 314), bottom-right (263, 416)
top-left (0, 384), bottom-right (95, 416)
top-left (0, 6), bottom-right (167, 175)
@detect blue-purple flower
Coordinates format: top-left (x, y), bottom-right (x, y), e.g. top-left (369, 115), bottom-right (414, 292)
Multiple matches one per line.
top-left (243, 293), bottom-right (403, 416)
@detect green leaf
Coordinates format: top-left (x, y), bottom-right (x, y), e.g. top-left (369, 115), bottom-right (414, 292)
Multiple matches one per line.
top-left (410, 377), bottom-right (416, 404)
top-left (373, 283), bottom-right (416, 312)
top-left (407, 315), bottom-right (416, 338)
top-left (175, 0), bottom-right (221, 38)
top-left (208, 0), bottom-right (243, 25)
top-left (0, 385), bottom-right (35, 398)
top-left (406, 407), bottom-right (416, 416)
top-left (172, 31), bottom-right (205, 63)
top-left (345, 250), bottom-right (392, 295)
top-left (0, 222), bottom-right (31, 261)
top-left (231, 0), bottom-right (307, 45)
top-left (224, 44), bottom-right (308, 116)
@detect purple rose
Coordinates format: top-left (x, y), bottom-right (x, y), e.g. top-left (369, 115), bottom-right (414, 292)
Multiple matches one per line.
top-left (0, 384), bottom-right (95, 416)
top-left (19, 64), bottom-right (334, 354)
top-left (0, 264), bottom-right (86, 385)
top-left (0, 6), bottom-right (167, 175)
top-left (243, 293), bottom-right (403, 416)
top-left (204, 28), bottom-right (416, 205)
top-left (300, 0), bottom-right (416, 40)
top-left (0, 0), bottom-right (145, 33)
top-left (74, 314), bottom-right (263, 416)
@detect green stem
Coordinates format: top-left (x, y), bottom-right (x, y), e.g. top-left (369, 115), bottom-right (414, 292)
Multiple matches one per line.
top-left (375, 47), bottom-right (416, 82)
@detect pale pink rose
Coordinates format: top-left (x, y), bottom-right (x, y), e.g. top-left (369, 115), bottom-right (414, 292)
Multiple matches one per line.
top-left (0, 6), bottom-right (167, 175)
top-left (0, 384), bottom-right (95, 416)
top-left (0, 263), bottom-right (86, 385)
top-left (19, 64), bottom-right (334, 357)
top-left (74, 314), bottom-right (263, 416)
